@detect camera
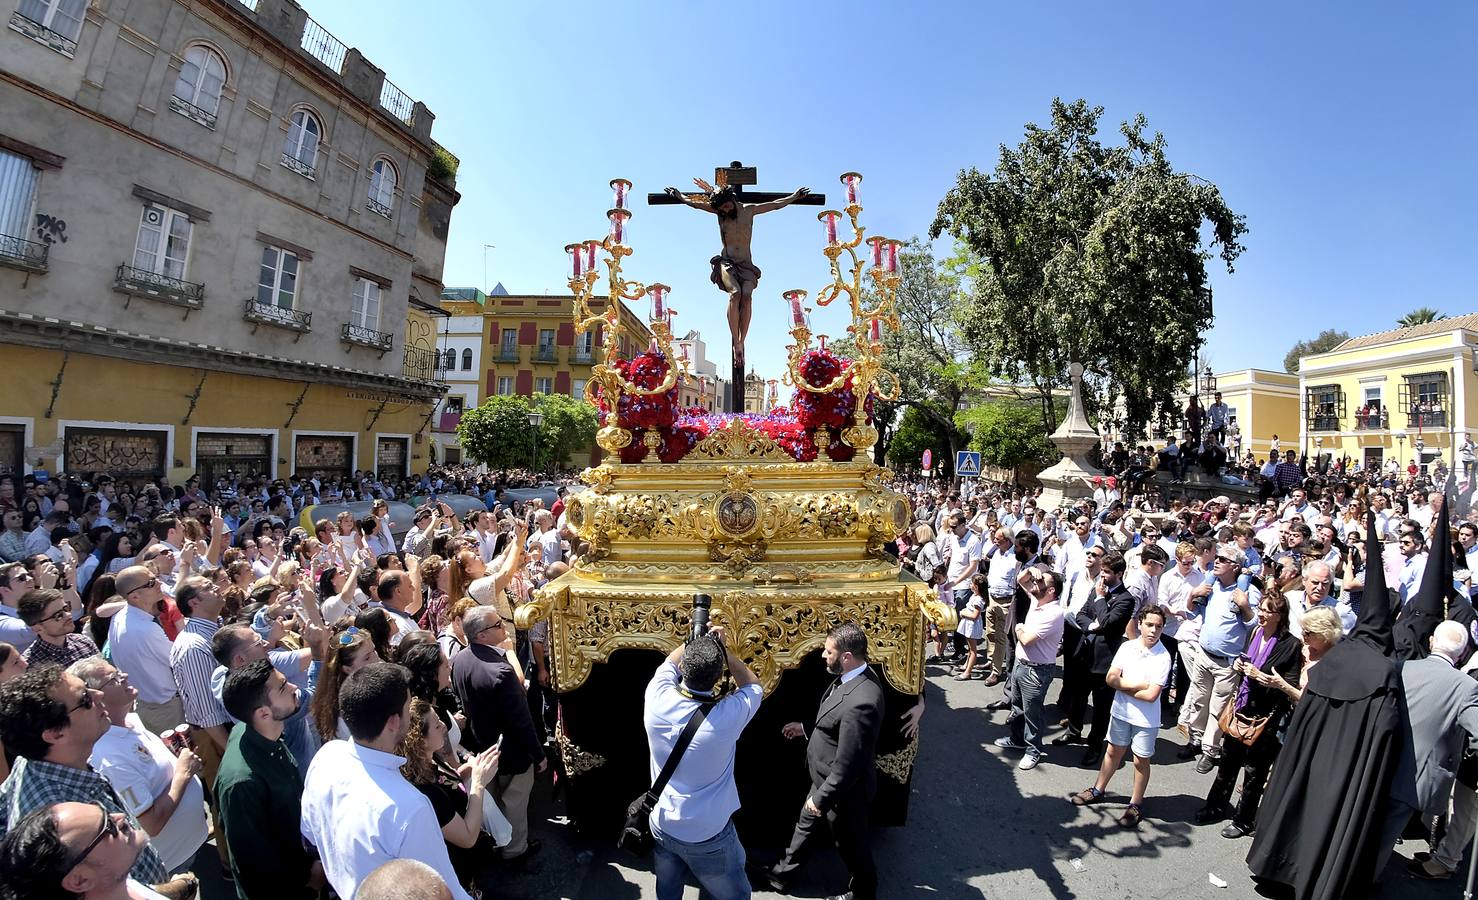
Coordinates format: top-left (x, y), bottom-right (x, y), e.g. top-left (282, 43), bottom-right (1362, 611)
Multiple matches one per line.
top-left (689, 593), bottom-right (713, 643)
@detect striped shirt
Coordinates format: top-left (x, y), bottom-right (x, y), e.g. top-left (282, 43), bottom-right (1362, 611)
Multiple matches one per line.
top-left (170, 617), bottom-right (230, 729)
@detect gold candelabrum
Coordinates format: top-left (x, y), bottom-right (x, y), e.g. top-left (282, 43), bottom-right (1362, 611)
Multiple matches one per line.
top-left (566, 178), bottom-right (690, 454)
top-left (780, 172), bottom-right (903, 452)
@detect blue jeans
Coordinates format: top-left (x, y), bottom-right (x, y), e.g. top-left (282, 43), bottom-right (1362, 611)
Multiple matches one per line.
top-left (652, 818), bottom-right (750, 900)
top-left (1008, 660), bottom-right (1058, 753)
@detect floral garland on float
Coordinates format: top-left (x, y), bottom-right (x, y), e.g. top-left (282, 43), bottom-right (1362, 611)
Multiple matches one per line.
top-left (568, 173), bottom-right (900, 465)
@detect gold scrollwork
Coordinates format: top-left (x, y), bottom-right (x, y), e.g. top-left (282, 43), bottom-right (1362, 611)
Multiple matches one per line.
top-left (688, 419), bottom-right (794, 462)
top-left (876, 735), bottom-right (918, 783)
top-left (554, 720), bottom-right (607, 776)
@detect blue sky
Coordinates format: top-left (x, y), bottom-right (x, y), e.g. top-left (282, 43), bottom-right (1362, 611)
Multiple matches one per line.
top-left (310, 0), bottom-right (1476, 383)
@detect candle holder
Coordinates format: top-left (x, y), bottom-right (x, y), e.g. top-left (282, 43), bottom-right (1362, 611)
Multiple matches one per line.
top-left (782, 171), bottom-right (903, 450)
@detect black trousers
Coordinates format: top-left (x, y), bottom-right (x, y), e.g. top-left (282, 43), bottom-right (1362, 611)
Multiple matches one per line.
top-left (773, 788), bottom-right (877, 900)
top-left (1204, 729), bottom-right (1282, 828)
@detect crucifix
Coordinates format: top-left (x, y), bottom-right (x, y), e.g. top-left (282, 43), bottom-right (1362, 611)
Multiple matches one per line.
top-left (649, 161), bottom-right (825, 412)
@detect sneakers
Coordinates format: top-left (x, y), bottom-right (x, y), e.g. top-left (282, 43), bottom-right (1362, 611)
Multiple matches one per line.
top-left (994, 736), bottom-right (1028, 750)
top-left (1195, 753), bottom-right (1218, 775)
top-left (1019, 751), bottom-right (1041, 771)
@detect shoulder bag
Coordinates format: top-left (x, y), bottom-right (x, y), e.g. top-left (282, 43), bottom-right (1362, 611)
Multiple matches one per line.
top-left (618, 704), bottom-right (711, 856)
top-left (1217, 697), bottom-right (1271, 746)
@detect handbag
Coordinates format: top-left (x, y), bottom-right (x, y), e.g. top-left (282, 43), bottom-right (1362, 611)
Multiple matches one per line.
top-left (618, 704), bottom-right (710, 856)
top-left (1218, 698), bottom-right (1271, 747)
top-left (479, 787), bottom-right (514, 846)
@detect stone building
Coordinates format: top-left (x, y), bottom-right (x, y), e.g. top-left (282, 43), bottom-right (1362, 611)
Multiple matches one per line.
top-left (0, 0), bottom-right (457, 481)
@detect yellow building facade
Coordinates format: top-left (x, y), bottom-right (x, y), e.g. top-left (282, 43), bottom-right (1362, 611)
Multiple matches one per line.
top-left (1297, 314), bottom-right (1478, 471)
top-left (474, 293), bottom-right (652, 404)
top-left (1209, 369), bottom-right (1301, 458)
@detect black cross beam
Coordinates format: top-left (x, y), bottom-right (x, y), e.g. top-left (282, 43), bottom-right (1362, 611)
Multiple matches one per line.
top-left (646, 161), bottom-right (826, 206)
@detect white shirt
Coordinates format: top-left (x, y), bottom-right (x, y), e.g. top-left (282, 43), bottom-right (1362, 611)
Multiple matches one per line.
top-left (0, 604), bottom-right (35, 651)
top-left (475, 528), bottom-right (500, 564)
top-left (301, 740), bottom-right (472, 900)
top-left (1109, 640), bottom-right (1172, 729)
top-left (642, 661), bottom-right (763, 843)
top-left (538, 528), bottom-right (563, 566)
top-left (942, 530), bottom-right (983, 587)
top-left (1411, 505), bottom-right (1437, 533)
top-left (1157, 564), bottom-right (1198, 639)
top-left (1054, 532), bottom-right (1099, 576)
top-left (1284, 589), bottom-right (1356, 639)
top-left (90, 713), bottom-right (208, 871)
top-left (108, 604), bottom-right (179, 705)
top-left (1124, 567), bottom-right (1161, 619)
top-left (984, 547), bottom-right (1019, 598)
top-left (1062, 565), bottom-right (1095, 617)
top-left (1282, 501), bottom-right (1312, 522)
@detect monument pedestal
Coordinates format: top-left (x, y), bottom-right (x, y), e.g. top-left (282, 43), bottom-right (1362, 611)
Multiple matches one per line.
top-left (1036, 362), bottom-right (1104, 510)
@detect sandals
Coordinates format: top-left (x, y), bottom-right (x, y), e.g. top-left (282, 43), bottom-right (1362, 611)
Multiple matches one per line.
top-left (1118, 804), bottom-right (1143, 828)
top-left (1069, 787), bottom-right (1105, 806)
top-left (952, 672), bottom-right (974, 681)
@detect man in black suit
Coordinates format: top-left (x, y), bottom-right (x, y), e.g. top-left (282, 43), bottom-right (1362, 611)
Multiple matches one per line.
top-left (1052, 551), bottom-right (1134, 767)
top-left (449, 605), bottom-right (545, 864)
top-left (760, 622), bottom-right (884, 900)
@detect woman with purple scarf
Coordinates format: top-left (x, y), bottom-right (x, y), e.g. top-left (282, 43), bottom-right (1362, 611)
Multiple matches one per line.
top-left (1194, 590), bottom-right (1306, 837)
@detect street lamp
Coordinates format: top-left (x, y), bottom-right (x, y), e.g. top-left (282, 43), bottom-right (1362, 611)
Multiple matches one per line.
top-left (1396, 429), bottom-right (1407, 468)
top-left (1415, 436), bottom-right (1426, 474)
top-left (527, 410), bottom-right (543, 474)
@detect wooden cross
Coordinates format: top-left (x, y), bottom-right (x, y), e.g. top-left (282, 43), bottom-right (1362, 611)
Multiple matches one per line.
top-left (646, 160), bottom-right (827, 208)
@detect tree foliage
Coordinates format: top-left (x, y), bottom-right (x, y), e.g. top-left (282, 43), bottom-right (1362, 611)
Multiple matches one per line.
top-left (1282, 329), bottom-right (1350, 373)
top-left (956, 398), bottom-right (1060, 472)
top-left (886, 405), bottom-right (953, 477)
top-left (456, 393), bottom-right (598, 472)
top-left (1398, 307), bottom-right (1445, 328)
top-left (928, 98), bottom-right (1248, 438)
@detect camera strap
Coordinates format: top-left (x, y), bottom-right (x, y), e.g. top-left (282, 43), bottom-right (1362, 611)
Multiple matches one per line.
top-left (647, 704), bottom-right (711, 802)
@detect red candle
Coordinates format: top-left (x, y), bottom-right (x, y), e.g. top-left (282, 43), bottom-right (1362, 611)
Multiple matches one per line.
top-left (818, 334), bottom-right (829, 351)
top-left (842, 172), bottom-right (861, 206)
top-left (584, 240), bottom-right (598, 273)
top-left (785, 290), bottom-right (805, 326)
top-left (869, 237), bottom-right (884, 269)
top-left (648, 284), bottom-right (667, 320)
top-left (567, 244), bottom-right (582, 278)
top-left (885, 240), bottom-right (899, 273)
top-left (608, 210), bottom-right (629, 246)
top-left (869, 318), bottom-right (882, 342)
top-left (611, 178), bottom-right (631, 210)
top-left (824, 213), bottom-right (838, 245)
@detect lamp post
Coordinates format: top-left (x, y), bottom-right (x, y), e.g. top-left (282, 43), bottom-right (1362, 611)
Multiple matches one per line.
top-left (1315, 435), bottom-right (1324, 473)
top-left (527, 409), bottom-right (543, 474)
top-left (1396, 429), bottom-right (1407, 470)
top-left (1415, 436), bottom-right (1426, 475)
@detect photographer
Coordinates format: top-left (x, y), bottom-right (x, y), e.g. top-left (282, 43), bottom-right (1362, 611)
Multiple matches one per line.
top-left (641, 617), bottom-right (762, 900)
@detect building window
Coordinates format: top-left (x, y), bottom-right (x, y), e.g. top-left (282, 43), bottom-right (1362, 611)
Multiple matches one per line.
top-left (133, 205), bottom-right (192, 280)
top-left (0, 149), bottom-right (39, 245)
top-left (367, 158), bottom-right (396, 217)
top-left (501, 329), bottom-right (517, 353)
top-left (497, 376), bottom-right (514, 396)
top-left (15, 0), bottom-right (85, 47)
top-left (572, 378), bottom-right (586, 400)
top-left (535, 377), bottom-right (553, 395)
top-left (445, 396), bottom-right (464, 415)
top-left (281, 109), bottom-right (322, 178)
top-left (440, 349), bottom-right (455, 371)
top-left (1401, 372), bottom-right (1449, 429)
top-left (460, 348), bottom-right (472, 370)
top-left (350, 277), bottom-right (380, 329)
top-left (171, 45), bottom-right (227, 126)
top-left (1304, 384), bottom-right (1343, 432)
top-left (256, 246), bottom-right (299, 309)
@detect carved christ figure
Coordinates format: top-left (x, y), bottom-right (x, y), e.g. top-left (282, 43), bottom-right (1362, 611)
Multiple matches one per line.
top-left (663, 183), bottom-right (811, 368)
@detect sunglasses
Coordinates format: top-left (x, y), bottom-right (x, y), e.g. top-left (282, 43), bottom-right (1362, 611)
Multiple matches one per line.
top-left (335, 626), bottom-right (363, 646)
top-left (68, 804), bottom-right (124, 871)
top-left (479, 618), bottom-right (506, 634)
top-left (1215, 556), bottom-right (1237, 565)
top-left (70, 689), bottom-right (97, 713)
top-left (41, 602), bottom-right (73, 624)
top-left (124, 578), bottom-right (159, 594)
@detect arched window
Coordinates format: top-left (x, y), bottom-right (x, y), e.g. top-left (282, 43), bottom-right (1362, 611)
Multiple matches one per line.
top-left (367, 158), bottom-right (397, 216)
top-left (441, 349), bottom-right (456, 370)
top-left (281, 109), bottom-right (322, 175)
top-left (172, 46), bottom-right (227, 119)
top-left (461, 348), bottom-right (472, 370)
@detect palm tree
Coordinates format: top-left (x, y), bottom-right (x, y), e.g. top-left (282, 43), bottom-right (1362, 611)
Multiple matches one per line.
top-left (1397, 307), bottom-right (1445, 328)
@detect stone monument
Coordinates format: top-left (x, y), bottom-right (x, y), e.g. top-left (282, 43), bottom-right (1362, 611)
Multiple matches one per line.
top-left (1035, 362), bottom-right (1104, 510)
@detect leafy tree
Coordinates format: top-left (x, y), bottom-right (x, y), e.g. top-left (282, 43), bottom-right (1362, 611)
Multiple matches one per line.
top-left (1398, 307), bottom-right (1444, 328)
top-left (886, 405), bottom-right (953, 477)
top-left (1282, 329), bottom-right (1350, 373)
top-left (929, 98), bottom-right (1248, 438)
top-left (956, 397), bottom-right (1060, 472)
top-left (532, 392), bottom-right (598, 471)
top-left (456, 395), bottom-right (535, 470)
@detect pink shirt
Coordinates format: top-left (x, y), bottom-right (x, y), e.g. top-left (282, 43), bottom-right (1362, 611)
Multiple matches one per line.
top-left (1017, 599), bottom-right (1065, 665)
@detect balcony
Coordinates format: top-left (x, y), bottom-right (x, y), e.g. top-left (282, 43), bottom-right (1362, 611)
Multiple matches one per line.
top-left (535, 346), bottom-right (557, 362)
top-left (168, 94), bottom-right (217, 129)
top-left (1408, 409), bottom-right (1448, 429)
top-left (403, 345), bottom-right (441, 382)
top-left (243, 298), bottom-right (311, 337)
top-left (280, 152), bottom-right (316, 180)
top-left (1352, 411), bottom-right (1389, 431)
top-left (0, 233), bottom-right (48, 274)
top-left (1308, 414), bottom-right (1341, 432)
top-left (497, 348), bottom-right (521, 363)
top-left (435, 411), bottom-right (462, 433)
top-left (365, 197), bottom-right (392, 219)
top-left (113, 264), bottom-right (204, 312)
top-left (340, 323), bottom-right (393, 353)
top-left (572, 351), bottom-right (594, 364)
top-left (8, 12), bottom-right (76, 55)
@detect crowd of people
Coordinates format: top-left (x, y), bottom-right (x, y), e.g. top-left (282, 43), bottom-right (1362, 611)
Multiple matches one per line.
top-left (0, 465), bottom-right (582, 900)
top-left (892, 444), bottom-right (1478, 895)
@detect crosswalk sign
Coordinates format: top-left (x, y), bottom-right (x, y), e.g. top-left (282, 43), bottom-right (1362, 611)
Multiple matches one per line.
top-left (955, 451), bottom-right (981, 477)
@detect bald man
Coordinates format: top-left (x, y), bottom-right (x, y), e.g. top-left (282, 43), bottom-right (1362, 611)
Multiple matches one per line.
top-left (354, 858), bottom-right (453, 900)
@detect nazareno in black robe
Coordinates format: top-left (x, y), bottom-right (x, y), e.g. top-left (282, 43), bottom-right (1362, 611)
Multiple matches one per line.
top-left (1245, 510), bottom-right (1402, 900)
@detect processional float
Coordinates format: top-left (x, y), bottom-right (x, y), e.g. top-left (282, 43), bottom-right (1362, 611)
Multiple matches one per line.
top-left (520, 169), bottom-right (956, 839)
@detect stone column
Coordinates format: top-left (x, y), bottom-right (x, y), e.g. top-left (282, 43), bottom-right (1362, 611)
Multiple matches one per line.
top-left (1035, 362), bottom-right (1104, 511)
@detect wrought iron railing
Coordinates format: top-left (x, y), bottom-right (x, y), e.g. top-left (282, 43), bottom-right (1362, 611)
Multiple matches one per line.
top-left (403, 345), bottom-right (441, 381)
top-left (300, 15), bottom-right (347, 73)
top-left (280, 151), bottom-right (315, 179)
top-left (535, 347), bottom-right (557, 362)
top-left (8, 12), bottom-right (77, 55)
top-left (572, 351), bottom-right (594, 364)
top-left (169, 94), bottom-right (217, 128)
top-left (243, 298), bottom-right (311, 332)
top-left (1408, 410), bottom-right (1447, 429)
top-left (497, 348), bottom-right (521, 362)
top-left (365, 197), bottom-right (392, 219)
top-left (380, 78), bottom-right (415, 126)
top-left (1352, 412), bottom-right (1388, 430)
top-left (1308, 414), bottom-right (1341, 432)
top-left (0, 233), bottom-right (48, 272)
top-left (114, 264), bottom-right (204, 307)
top-left (341, 322), bottom-right (392, 350)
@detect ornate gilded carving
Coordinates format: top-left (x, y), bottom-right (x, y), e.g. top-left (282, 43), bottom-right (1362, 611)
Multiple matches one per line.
top-left (554, 720), bottom-right (607, 776)
top-left (689, 419), bottom-right (794, 461)
top-left (877, 735), bottom-right (918, 783)
top-left (596, 425), bottom-right (632, 452)
top-left (715, 492), bottom-right (760, 537)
